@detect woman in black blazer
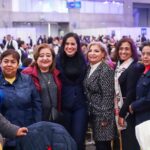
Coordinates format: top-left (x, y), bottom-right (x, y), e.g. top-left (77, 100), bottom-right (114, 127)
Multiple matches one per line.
top-left (115, 38), bottom-right (143, 150)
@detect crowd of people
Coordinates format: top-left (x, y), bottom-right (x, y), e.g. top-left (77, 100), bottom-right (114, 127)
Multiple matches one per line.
top-left (0, 32), bottom-right (150, 150)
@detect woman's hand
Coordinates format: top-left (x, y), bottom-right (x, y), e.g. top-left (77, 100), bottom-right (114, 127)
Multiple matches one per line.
top-left (118, 117), bottom-right (125, 127)
top-left (100, 121), bottom-right (108, 127)
top-left (16, 127), bottom-right (28, 136)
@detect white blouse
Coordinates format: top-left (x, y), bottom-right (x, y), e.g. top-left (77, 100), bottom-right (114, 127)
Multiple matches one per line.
top-left (88, 61), bottom-right (101, 78)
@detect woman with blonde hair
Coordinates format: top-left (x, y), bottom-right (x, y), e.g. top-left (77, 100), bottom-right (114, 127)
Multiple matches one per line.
top-left (88, 42), bottom-right (115, 68)
top-left (84, 41), bottom-right (115, 150)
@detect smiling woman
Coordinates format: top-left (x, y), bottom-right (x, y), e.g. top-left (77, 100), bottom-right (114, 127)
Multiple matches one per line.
top-left (36, 48), bottom-right (53, 72)
top-left (114, 37), bottom-right (143, 150)
top-left (56, 32), bottom-right (88, 150)
top-left (87, 42), bottom-right (108, 65)
top-left (0, 50), bottom-right (42, 150)
top-left (84, 42), bottom-right (115, 150)
top-left (118, 42), bottom-right (132, 61)
top-left (22, 43), bottom-right (62, 122)
top-left (64, 37), bottom-right (77, 57)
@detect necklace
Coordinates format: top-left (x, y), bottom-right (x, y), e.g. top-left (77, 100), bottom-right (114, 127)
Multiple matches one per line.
top-left (40, 72), bottom-right (51, 85)
top-left (48, 80), bottom-right (50, 85)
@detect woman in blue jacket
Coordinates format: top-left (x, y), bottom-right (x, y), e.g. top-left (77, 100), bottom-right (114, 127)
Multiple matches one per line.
top-left (56, 32), bottom-right (88, 150)
top-left (130, 42), bottom-right (150, 150)
top-left (0, 50), bottom-right (42, 150)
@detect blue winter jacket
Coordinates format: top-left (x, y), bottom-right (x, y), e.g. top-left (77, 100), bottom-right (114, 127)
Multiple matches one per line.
top-left (0, 71), bottom-right (42, 126)
top-left (0, 71), bottom-right (42, 146)
top-left (16, 121), bottom-right (77, 150)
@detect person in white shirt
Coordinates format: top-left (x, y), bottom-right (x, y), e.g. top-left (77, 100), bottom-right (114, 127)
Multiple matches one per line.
top-left (4, 35), bottom-right (18, 51)
top-left (4, 34), bottom-right (22, 65)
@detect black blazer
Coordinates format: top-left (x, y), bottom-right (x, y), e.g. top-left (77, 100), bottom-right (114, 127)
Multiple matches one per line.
top-left (118, 62), bottom-right (144, 118)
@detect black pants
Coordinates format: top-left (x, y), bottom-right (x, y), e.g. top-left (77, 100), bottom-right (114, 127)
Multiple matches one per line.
top-left (3, 146), bottom-right (15, 150)
top-left (113, 125), bottom-right (120, 150)
top-left (113, 136), bottom-right (120, 150)
top-left (121, 115), bottom-right (140, 150)
top-left (95, 141), bottom-right (111, 150)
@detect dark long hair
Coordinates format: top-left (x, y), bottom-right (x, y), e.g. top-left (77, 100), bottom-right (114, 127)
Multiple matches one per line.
top-left (116, 37), bottom-right (138, 62)
top-left (60, 32), bottom-right (81, 54)
top-left (59, 32), bottom-right (86, 67)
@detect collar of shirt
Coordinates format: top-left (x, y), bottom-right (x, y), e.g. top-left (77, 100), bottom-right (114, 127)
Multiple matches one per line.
top-left (88, 61), bottom-right (101, 77)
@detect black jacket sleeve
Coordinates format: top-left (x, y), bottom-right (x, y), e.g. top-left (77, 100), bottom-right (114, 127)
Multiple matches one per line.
top-left (119, 63), bottom-right (144, 118)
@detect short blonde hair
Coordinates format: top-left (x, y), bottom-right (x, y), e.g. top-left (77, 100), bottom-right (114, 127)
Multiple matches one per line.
top-left (88, 41), bottom-right (110, 62)
top-left (88, 41), bottom-right (114, 68)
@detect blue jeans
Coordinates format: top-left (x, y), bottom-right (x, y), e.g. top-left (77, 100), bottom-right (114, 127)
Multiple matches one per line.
top-left (62, 107), bottom-right (88, 150)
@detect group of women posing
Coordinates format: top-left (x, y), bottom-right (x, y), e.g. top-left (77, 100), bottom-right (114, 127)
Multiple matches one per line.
top-left (0, 32), bottom-right (150, 150)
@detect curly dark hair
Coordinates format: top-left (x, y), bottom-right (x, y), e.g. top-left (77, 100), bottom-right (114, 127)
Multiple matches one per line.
top-left (116, 37), bottom-right (138, 62)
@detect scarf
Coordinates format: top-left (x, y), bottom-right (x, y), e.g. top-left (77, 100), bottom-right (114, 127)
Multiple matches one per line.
top-left (114, 57), bottom-right (134, 130)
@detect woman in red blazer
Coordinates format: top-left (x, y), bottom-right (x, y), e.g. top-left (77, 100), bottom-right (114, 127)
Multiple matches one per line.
top-left (22, 43), bottom-right (62, 121)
